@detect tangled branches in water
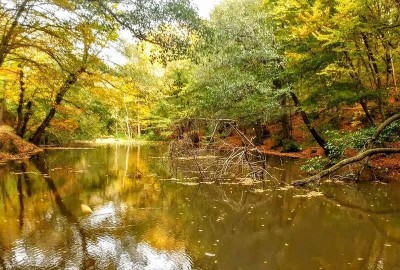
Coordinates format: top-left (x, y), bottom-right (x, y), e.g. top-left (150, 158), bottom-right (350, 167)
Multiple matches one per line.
top-left (168, 119), bottom-right (279, 185)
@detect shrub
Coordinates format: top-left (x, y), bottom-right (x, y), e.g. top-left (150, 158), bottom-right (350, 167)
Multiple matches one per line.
top-left (282, 140), bottom-right (301, 153)
top-left (301, 156), bottom-right (331, 173)
top-left (377, 121), bottom-right (400, 143)
top-left (324, 128), bottom-right (374, 159)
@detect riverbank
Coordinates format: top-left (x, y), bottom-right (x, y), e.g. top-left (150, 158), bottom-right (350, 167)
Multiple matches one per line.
top-left (222, 131), bottom-right (400, 181)
top-left (1, 126), bottom-right (398, 181)
top-left (72, 138), bottom-right (160, 146)
top-left (0, 125), bottom-right (43, 162)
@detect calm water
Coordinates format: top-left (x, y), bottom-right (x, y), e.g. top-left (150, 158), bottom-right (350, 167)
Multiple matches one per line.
top-left (1, 144), bottom-right (400, 269)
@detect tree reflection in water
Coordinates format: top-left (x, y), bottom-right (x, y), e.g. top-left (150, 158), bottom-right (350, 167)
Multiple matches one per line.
top-left (0, 145), bottom-right (399, 269)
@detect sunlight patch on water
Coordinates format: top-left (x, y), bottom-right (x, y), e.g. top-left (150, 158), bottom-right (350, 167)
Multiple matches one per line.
top-left (82, 203), bottom-right (121, 228)
top-left (7, 240), bottom-right (62, 269)
top-left (136, 243), bottom-right (192, 270)
top-left (85, 236), bottom-right (193, 269)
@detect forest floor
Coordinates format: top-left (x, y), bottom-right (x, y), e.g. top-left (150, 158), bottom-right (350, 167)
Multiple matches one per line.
top-left (0, 125), bottom-right (43, 162)
top-left (221, 114), bottom-right (400, 181)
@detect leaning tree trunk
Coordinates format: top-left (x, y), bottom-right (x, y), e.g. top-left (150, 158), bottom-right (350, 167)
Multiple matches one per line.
top-left (29, 70), bottom-right (82, 145)
top-left (17, 100), bottom-right (32, 138)
top-left (290, 92), bottom-right (330, 156)
top-left (292, 148), bottom-right (400, 186)
top-left (359, 99), bottom-right (375, 125)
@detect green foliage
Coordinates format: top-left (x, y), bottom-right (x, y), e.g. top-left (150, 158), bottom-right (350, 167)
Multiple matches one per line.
top-left (325, 128), bottom-right (375, 158)
top-left (1, 0), bottom-right (400, 151)
top-left (282, 140), bottom-right (301, 153)
top-left (185, 0), bottom-right (285, 125)
top-left (301, 156), bottom-right (331, 173)
top-left (376, 121), bottom-right (400, 144)
top-left (140, 130), bottom-right (165, 141)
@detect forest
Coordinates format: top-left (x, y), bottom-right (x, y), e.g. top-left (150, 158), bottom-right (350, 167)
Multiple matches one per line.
top-left (0, 0), bottom-right (400, 183)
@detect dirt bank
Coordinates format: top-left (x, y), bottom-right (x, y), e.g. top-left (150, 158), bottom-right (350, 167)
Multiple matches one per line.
top-left (0, 125), bottom-right (43, 162)
top-left (221, 131), bottom-right (400, 180)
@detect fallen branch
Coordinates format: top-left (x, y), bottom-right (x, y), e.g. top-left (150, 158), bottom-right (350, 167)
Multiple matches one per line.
top-left (371, 113), bottom-right (400, 144)
top-left (292, 148), bottom-right (400, 186)
top-left (356, 113), bottom-right (400, 179)
top-left (293, 113), bottom-right (400, 186)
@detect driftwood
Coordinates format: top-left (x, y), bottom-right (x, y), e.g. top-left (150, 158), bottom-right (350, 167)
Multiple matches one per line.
top-left (292, 148), bottom-right (400, 186)
top-left (292, 113), bottom-right (400, 186)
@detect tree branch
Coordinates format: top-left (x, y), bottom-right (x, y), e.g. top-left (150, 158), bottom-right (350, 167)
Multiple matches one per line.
top-left (292, 148), bottom-right (400, 186)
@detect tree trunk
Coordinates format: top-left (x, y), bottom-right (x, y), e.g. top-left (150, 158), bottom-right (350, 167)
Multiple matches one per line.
top-left (0, 81), bottom-right (7, 125)
top-left (136, 100), bottom-right (141, 138)
top-left (362, 33), bottom-right (381, 89)
top-left (0, 0), bottom-right (30, 66)
top-left (361, 33), bottom-right (385, 120)
top-left (137, 118), bottom-right (141, 138)
top-left (281, 95), bottom-right (291, 140)
top-left (29, 71), bottom-right (81, 144)
top-left (252, 119), bottom-right (264, 146)
top-left (344, 51), bottom-right (375, 125)
top-left (290, 91), bottom-right (330, 156)
top-left (16, 68), bottom-right (26, 133)
top-left (359, 99), bottom-right (375, 125)
top-left (273, 79), bottom-right (292, 141)
top-left (123, 93), bottom-right (131, 139)
top-left (292, 148), bottom-right (400, 186)
top-left (293, 113), bottom-right (400, 186)
top-left (18, 101), bottom-right (32, 138)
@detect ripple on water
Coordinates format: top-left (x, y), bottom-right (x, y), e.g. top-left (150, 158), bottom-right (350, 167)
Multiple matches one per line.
top-left (81, 202), bottom-right (122, 229)
top-left (7, 239), bottom-right (63, 269)
top-left (84, 234), bottom-right (193, 269)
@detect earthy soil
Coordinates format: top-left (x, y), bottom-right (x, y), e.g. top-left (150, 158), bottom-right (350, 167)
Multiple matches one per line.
top-left (0, 125), bottom-right (43, 162)
top-left (369, 142), bottom-right (400, 180)
top-left (219, 112), bottom-right (400, 180)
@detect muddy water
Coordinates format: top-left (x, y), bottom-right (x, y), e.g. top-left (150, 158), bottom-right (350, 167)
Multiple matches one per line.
top-left (0, 144), bottom-right (400, 269)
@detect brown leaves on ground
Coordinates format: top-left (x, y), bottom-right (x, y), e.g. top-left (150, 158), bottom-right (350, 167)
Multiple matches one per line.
top-left (370, 142), bottom-right (400, 179)
top-left (0, 125), bottom-right (43, 162)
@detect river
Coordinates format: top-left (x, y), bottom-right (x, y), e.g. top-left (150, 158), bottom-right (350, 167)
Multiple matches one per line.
top-left (0, 144), bottom-right (400, 269)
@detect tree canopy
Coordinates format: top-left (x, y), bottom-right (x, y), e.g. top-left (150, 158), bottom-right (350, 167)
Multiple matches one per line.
top-left (0, 0), bottom-right (399, 166)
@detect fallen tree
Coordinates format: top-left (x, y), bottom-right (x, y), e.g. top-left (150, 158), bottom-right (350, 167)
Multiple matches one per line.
top-left (292, 113), bottom-right (400, 186)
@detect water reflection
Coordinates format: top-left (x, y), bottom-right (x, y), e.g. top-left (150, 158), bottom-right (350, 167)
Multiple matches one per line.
top-left (0, 145), bottom-right (400, 269)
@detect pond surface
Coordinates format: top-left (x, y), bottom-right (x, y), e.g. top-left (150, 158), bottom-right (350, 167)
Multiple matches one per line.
top-left (1, 144), bottom-right (400, 269)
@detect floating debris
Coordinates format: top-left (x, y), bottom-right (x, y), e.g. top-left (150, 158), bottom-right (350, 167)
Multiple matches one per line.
top-left (205, 253), bottom-right (216, 257)
top-left (177, 155), bottom-right (218, 160)
top-left (177, 182), bottom-right (199, 186)
top-left (251, 189), bottom-right (265, 193)
top-left (293, 191), bottom-right (323, 198)
top-left (276, 186), bottom-right (294, 191)
top-left (81, 203), bottom-right (93, 214)
top-left (200, 181), bottom-right (215, 185)
top-left (11, 171), bottom-right (39, 175)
